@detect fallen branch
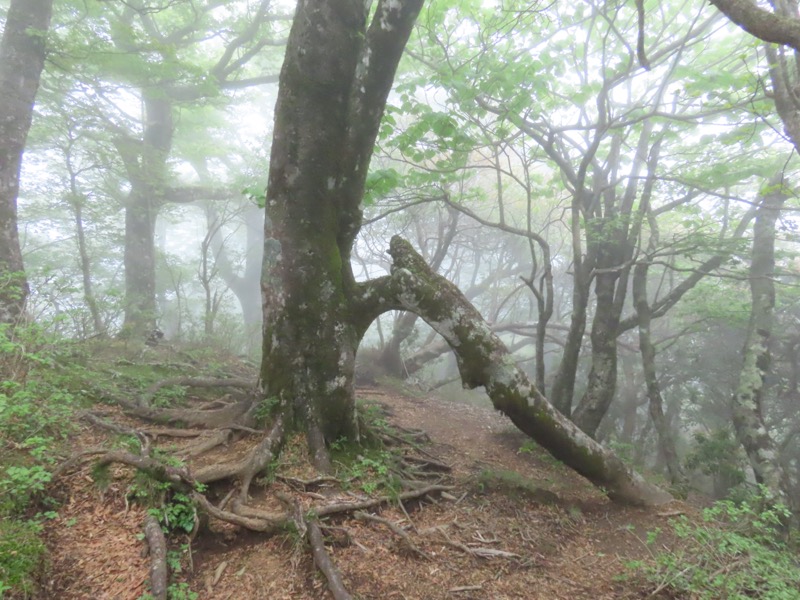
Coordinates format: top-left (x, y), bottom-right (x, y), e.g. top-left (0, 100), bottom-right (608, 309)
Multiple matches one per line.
top-left (143, 515), bottom-right (168, 600)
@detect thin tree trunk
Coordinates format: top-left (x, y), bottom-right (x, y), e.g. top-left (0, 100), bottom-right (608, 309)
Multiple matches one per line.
top-left (73, 200), bottom-right (104, 334)
top-left (572, 273), bottom-right (620, 436)
top-left (0, 0), bottom-right (54, 324)
top-left (633, 259), bottom-right (683, 485)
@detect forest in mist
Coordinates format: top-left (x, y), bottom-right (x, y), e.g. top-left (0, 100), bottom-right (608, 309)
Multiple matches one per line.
top-left (3, 0), bottom-right (800, 597)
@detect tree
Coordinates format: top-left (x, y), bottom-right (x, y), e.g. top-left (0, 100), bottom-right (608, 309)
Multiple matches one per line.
top-left (0, 0), bottom-right (54, 324)
top-left (256, 0), bottom-right (669, 506)
top-left (49, 0), bottom-right (285, 336)
top-left (704, 0), bottom-right (800, 509)
top-left (732, 176), bottom-right (793, 508)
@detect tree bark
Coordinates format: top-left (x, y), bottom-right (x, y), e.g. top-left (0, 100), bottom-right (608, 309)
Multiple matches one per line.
top-left (633, 253), bottom-right (683, 485)
top-left (708, 0), bottom-right (800, 52)
top-left (0, 0), bottom-right (54, 324)
top-left (261, 0), bottom-right (425, 468)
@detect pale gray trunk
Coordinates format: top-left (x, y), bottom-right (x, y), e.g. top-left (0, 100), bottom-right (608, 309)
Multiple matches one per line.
top-left (732, 180), bottom-right (792, 508)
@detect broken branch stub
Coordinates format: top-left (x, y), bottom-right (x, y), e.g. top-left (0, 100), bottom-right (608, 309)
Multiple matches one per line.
top-left (386, 236), bottom-right (671, 507)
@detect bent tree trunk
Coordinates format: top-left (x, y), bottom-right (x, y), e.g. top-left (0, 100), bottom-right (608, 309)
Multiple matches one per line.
top-left (261, 0), bottom-right (670, 506)
top-left (358, 238), bottom-right (671, 506)
top-left (0, 0), bottom-right (54, 324)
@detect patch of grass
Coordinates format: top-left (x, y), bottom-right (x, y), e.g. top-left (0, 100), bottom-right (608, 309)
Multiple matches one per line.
top-left (476, 468), bottom-right (560, 505)
top-left (0, 519), bottom-right (47, 598)
top-left (628, 489), bottom-right (800, 599)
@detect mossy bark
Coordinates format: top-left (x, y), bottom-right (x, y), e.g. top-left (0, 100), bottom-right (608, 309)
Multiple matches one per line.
top-left (260, 0), bottom-right (424, 469)
top-left (732, 180), bottom-right (792, 508)
top-left (356, 237), bottom-right (671, 506)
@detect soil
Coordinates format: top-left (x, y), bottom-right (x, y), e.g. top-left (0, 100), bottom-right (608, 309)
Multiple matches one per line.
top-left (38, 383), bottom-right (692, 600)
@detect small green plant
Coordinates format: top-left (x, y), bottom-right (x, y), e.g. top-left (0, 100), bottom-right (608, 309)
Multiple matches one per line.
top-left (167, 582), bottom-right (198, 600)
top-left (0, 465), bottom-right (53, 515)
top-left (151, 385), bottom-right (187, 408)
top-left (631, 489), bottom-right (800, 599)
top-left (253, 396), bottom-right (279, 427)
top-left (685, 428), bottom-right (746, 497)
top-left (0, 520), bottom-right (46, 598)
top-left (149, 493), bottom-right (196, 534)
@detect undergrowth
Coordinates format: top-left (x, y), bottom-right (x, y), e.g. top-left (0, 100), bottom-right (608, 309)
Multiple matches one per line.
top-left (0, 324), bottom-right (85, 597)
top-left (629, 489), bottom-right (800, 599)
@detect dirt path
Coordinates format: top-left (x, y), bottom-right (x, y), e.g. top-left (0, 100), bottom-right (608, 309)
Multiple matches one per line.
top-left (41, 385), bottom-right (685, 599)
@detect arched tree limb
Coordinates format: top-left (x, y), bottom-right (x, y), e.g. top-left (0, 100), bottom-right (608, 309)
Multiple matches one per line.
top-left (357, 237), bottom-right (671, 507)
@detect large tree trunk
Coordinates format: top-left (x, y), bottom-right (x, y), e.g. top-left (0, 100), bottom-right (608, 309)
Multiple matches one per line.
top-left (122, 187), bottom-right (159, 335)
top-left (0, 0), bottom-right (53, 324)
top-left (260, 0), bottom-right (425, 469)
top-left (732, 180), bottom-right (792, 508)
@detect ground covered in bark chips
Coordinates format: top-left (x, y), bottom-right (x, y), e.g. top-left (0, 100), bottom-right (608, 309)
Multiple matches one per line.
top-left (34, 349), bottom-right (694, 600)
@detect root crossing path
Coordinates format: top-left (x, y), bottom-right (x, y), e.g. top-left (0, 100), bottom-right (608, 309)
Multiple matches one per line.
top-left (43, 383), bottom-right (686, 600)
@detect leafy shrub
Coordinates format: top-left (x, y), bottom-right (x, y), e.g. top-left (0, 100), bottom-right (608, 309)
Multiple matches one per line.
top-left (631, 490), bottom-right (800, 599)
top-left (685, 428), bottom-right (746, 498)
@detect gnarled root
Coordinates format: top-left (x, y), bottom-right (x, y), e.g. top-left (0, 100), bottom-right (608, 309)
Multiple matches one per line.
top-left (307, 518), bottom-right (353, 600)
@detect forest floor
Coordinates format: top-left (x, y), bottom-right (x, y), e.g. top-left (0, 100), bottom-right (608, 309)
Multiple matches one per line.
top-left (34, 355), bottom-right (694, 600)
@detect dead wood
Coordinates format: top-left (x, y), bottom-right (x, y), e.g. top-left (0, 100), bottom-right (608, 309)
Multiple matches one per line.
top-left (306, 519), bottom-right (354, 600)
top-left (143, 515), bottom-right (168, 600)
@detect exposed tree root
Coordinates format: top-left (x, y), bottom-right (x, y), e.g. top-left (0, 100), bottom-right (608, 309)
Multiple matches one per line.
top-left (143, 515), bottom-right (168, 600)
top-left (306, 518), bottom-right (354, 600)
top-left (354, 511), bottom-right (431, 559)
top-left (130, 399), bottom-right (255, 429)
top-left (315, 484), bottom-right (454, 517)
top-left (70, 378), bottom-right (463, 599)
top-left (179, 429), bottom-right (233, 458)
top-left (192, 414), bottom-right (285, 494)
top-left (138, 377), bottom-right (254, 408)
